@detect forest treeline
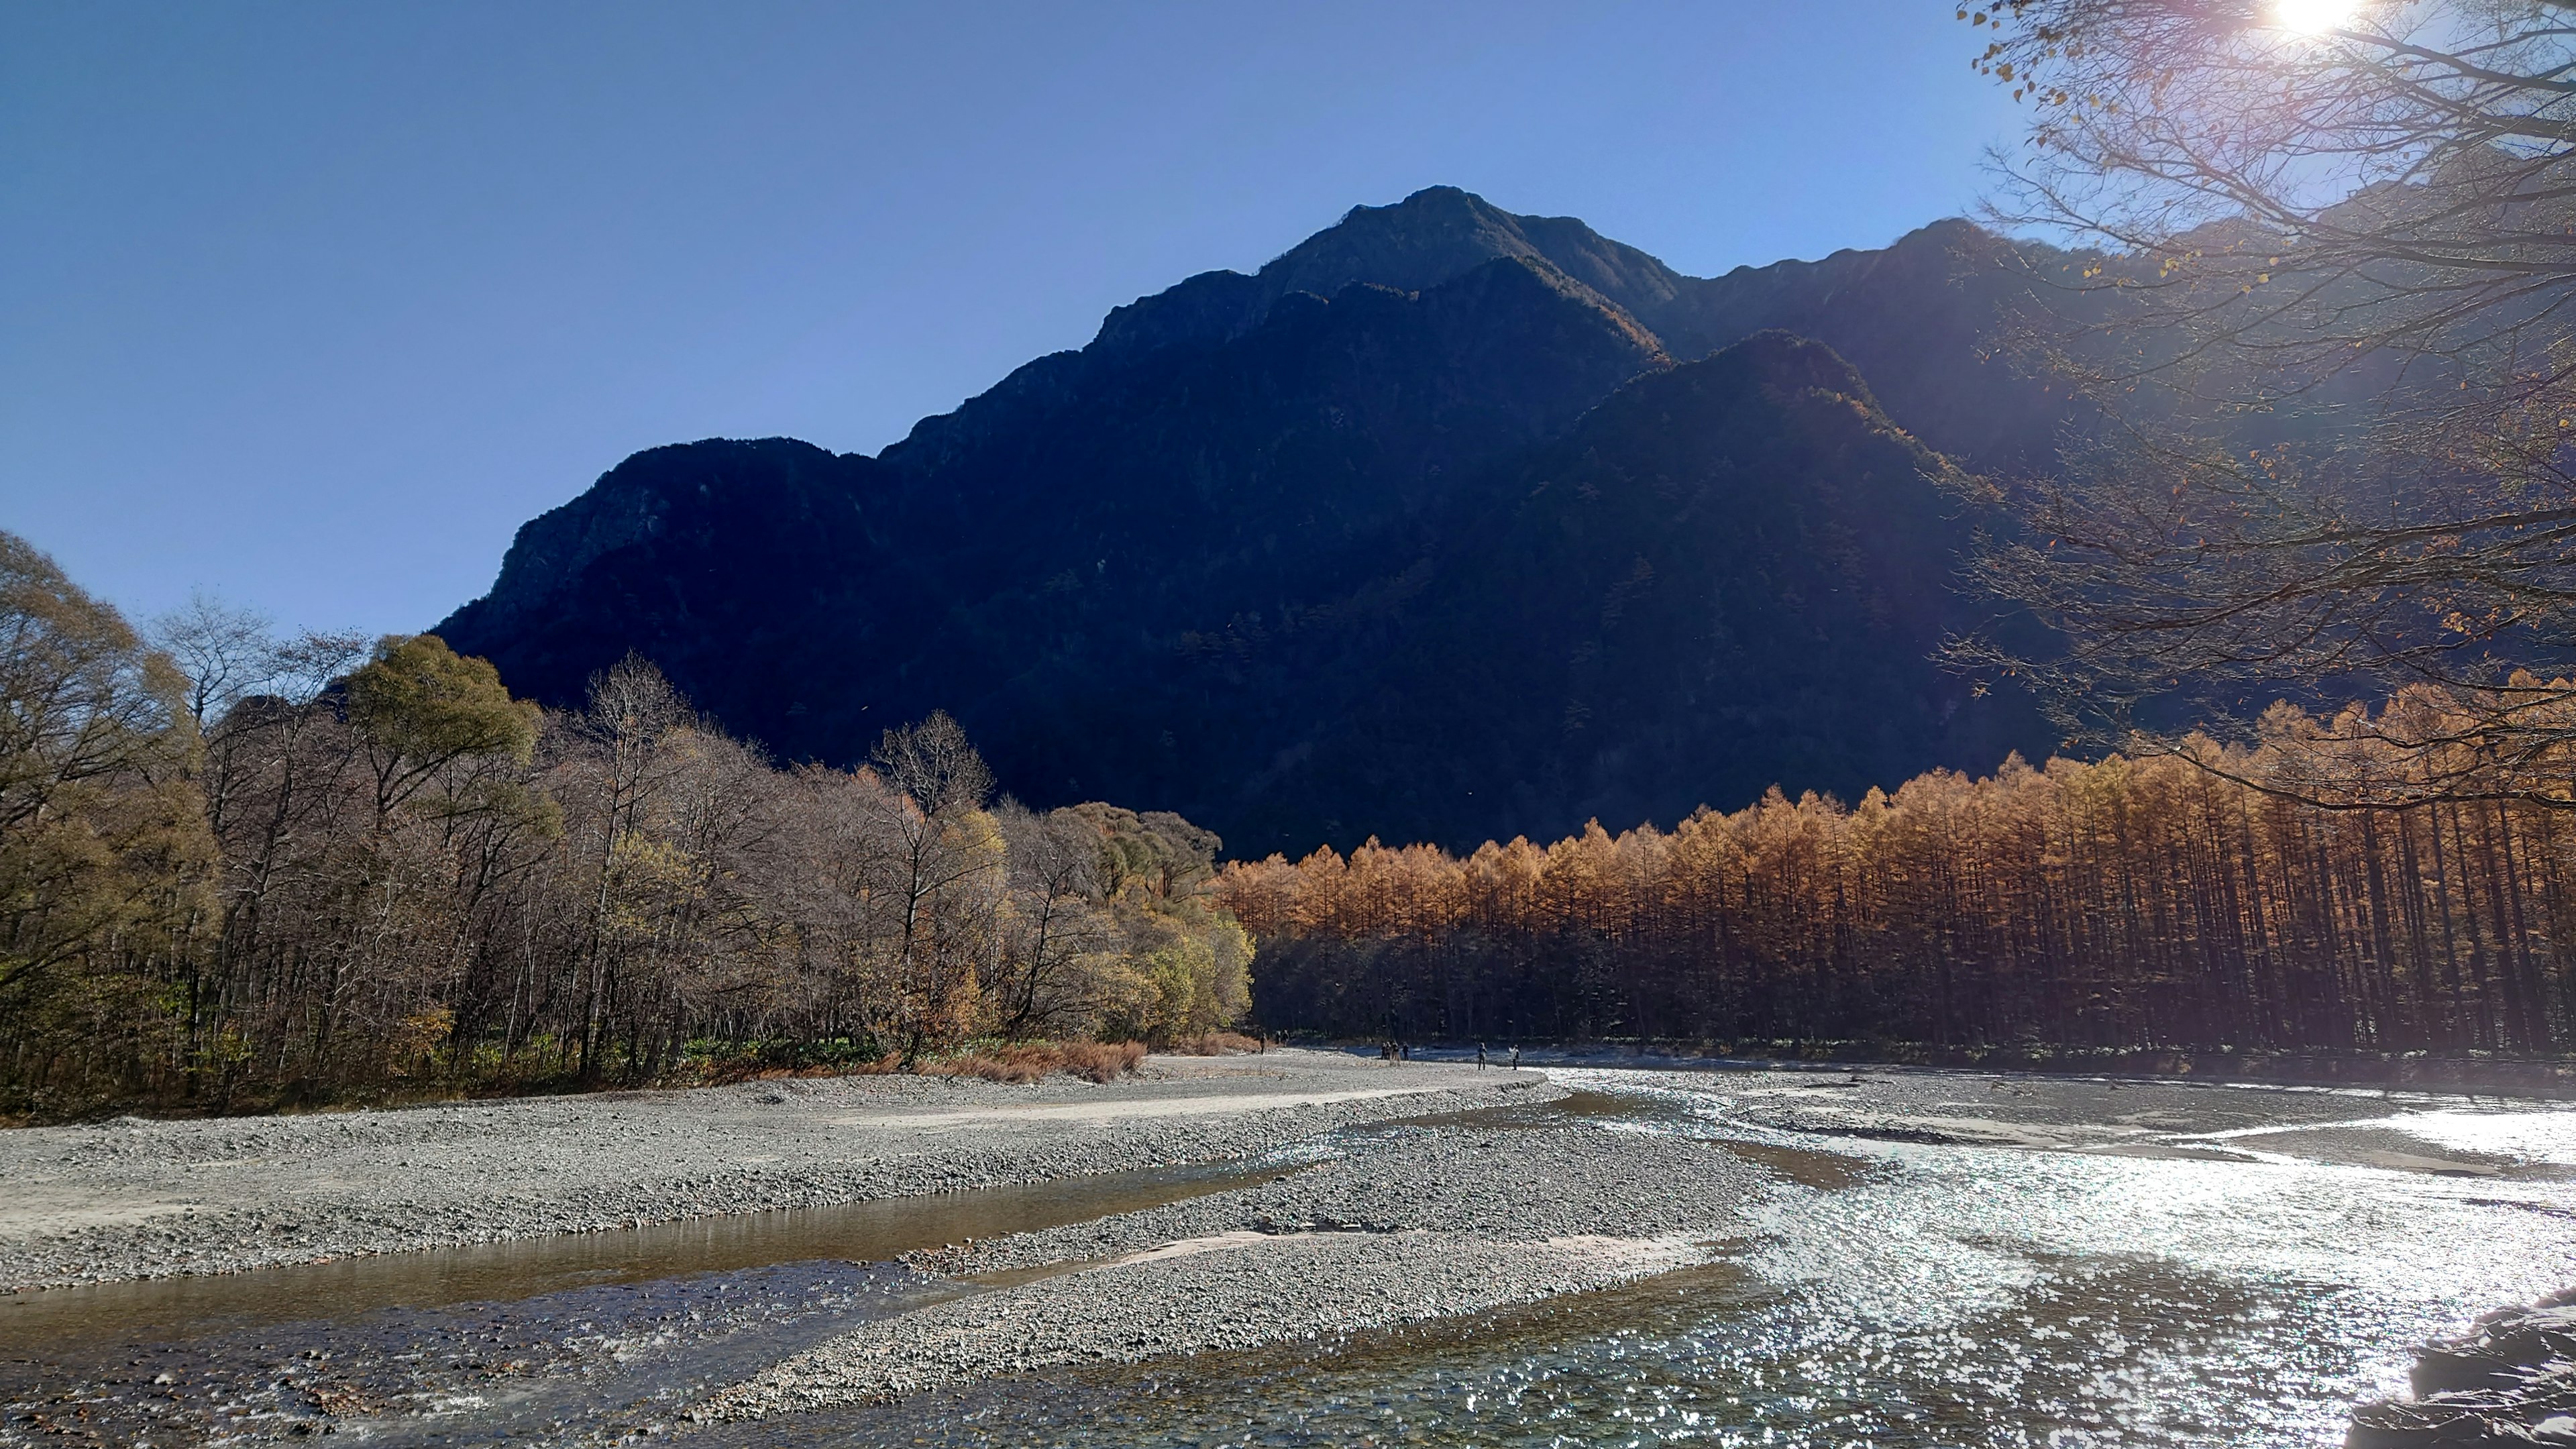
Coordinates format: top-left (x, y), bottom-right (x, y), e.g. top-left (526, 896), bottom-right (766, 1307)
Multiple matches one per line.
top-left (1222, 696), bottom-right (2575, 1057)
top-left (0, 534), bottom-right (1248, 1116)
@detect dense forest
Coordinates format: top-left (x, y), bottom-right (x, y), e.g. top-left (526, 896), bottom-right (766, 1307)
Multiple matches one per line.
top-left (0, 533), bottom-right (1249, 1116)
top-left (1223, 695), bottom-right (2575, 1057)
top-left (17, 500), bottom-right (2576, 1115)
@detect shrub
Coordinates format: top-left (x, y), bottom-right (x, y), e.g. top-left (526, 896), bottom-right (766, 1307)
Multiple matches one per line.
top-left (916, 1040), bottom-right (1146, 1084)
top-left (1167, 1030), bottom-right (1264, 1056)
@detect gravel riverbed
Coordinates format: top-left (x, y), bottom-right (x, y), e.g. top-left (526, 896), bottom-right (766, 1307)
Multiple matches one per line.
top-left (703, 1122), bottom-right (1768, 1416)
top-left (0, 1051), bottom-right (1544, 1290)
top-left (10, 1060), bottom-right (2567, 1445)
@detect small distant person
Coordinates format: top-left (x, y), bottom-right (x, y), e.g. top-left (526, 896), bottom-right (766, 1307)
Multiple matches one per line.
top-left (1510, 1044), bottom-right (1521, 1072)
top-left (1476, 1042), bottom-right (1488, 1070)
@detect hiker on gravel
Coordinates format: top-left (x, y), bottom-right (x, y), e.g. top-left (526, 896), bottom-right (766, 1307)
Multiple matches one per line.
top-left (1510, 1044), bottom-right (1521, 1071)
top-left (1477, 1042), bottom-right (1488, 1070)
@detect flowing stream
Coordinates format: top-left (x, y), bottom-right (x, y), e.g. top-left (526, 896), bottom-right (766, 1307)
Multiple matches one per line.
top-left (6, 1070), bottom-right (2573, 1448)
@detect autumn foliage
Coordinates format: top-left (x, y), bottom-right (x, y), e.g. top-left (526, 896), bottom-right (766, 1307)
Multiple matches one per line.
top-left (0, 535), bottom-right (1248, 1117)
top-left (1224, 710), bottom-right (2576, 1056)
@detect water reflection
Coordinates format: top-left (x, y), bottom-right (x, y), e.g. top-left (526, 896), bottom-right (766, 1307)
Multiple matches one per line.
top-left (1, 1259), bottom-right (943, 1448)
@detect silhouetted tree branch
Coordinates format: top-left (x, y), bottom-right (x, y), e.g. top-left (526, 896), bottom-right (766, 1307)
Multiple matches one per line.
top-left (1955, 0), bottom-right (2576, 806)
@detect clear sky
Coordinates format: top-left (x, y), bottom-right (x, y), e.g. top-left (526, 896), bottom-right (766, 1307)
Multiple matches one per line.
top-left (2, 2), bottom-right (2025, 639)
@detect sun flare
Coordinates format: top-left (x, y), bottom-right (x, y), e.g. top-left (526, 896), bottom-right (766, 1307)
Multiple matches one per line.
top-left (2271, 0), bottom-right (2361, 34)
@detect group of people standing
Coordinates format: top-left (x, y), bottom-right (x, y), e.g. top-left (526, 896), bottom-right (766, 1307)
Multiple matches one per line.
top-left (1375, 1040), bottom-right (1521, 1071)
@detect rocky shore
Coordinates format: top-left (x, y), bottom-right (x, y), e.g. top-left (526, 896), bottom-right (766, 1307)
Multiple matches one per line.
top-left (5, 1058), bottom-right (2563, 1446)
top-left (2350, 1292), bottom-right (2576, 1446)
top-left (700, 1118), bottom-right (1772, 1417)
top-left (0, 1051), bottom-right (1541, 1289)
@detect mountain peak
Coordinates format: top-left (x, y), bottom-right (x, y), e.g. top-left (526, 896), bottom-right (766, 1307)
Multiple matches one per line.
top-left (1258, 186), bottom-right (1539, 299)
top-left (1293, 187), bottom-right (1689, 318)
top-left (1092, 186), bottom-right (1684, 358)
top-left (1340, 183), bottom-right (1487, 221)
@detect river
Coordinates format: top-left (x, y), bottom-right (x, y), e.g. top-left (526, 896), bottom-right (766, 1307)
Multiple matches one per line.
top-left (6, 1067), bottom-right (2571, 1447)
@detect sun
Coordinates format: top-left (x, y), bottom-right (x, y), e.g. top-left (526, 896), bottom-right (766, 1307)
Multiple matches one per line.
top-left (2271, 0), bottom-right (2361, 34)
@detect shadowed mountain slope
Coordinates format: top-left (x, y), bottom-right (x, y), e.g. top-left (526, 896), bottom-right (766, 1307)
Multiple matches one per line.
top-left (438, 189), bottom-right (2063, 853)
top-left (1165, 333), bottom-right (2044, 851)
top-left (442, 248), bottom-right (1671, 778)
top-left (1081, 188), bottom-right (2079, 470)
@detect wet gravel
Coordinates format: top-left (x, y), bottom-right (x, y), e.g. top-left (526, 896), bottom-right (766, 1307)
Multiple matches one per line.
top-left (706, 1122), bottom-right (1767, 1415)
top-left (1632, 1066), bottom-right (2438, 1139)
top-left (4, 1259), bottom-right (951, 1446)
top-left (14, 1065), bottom-right (2563, 1445)
top-left (0, 1053), bottom-right (1546, 1290)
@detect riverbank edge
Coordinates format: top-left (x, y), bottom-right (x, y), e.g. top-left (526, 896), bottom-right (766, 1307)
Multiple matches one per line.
top-left (0, 1062), bottom-right (1557, 1293)
top-left (0, 1040), bottom-right (1178, 1129)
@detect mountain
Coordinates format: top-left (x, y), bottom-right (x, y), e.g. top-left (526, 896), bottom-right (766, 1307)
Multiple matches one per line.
top-left (1084, 187), bottom-right (2081, 470)
top-left (437, 188), bottom-right (2065, 855)
top-left (1159, 332), bottom-right (2042, 849)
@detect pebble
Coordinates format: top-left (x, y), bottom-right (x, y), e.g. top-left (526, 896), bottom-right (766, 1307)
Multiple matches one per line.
top-left (705, 1122), bottom-right (1768, 1417)
top-left (0, 1053), bottom-right (1545, 1290)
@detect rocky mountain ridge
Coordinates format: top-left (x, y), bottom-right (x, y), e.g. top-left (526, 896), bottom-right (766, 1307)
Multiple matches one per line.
top-left (437, 187), bottom-right (2068, 854)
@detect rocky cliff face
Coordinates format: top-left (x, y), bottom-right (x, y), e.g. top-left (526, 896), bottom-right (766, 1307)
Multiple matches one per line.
top-left (437, 188), bottom-right (2067, 853)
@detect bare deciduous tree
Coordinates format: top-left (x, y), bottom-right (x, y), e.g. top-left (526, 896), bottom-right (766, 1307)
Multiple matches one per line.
top-left (1955, 1), bottom-right (2576, 806)
top-left (994, 802), bottom-right (1129, 1036)
top-left (150, 594), bottom-right (278, 731)
top-left (0, 539), bottom-right (1255, 1114)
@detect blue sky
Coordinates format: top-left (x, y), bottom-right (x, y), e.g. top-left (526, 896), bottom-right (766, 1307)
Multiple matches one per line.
top-left (2, 2), bottom-right (2025, 639)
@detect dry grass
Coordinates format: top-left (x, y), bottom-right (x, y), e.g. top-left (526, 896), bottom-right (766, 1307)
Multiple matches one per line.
top-left (917, 1040), bottom-right (1148, 1084)
top-left (729, 1052), bottom-right (903, 1083)
top-left (1167, 1031), bottom-right (1265, 1056)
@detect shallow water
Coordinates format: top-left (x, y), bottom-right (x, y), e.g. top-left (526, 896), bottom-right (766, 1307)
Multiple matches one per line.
top-left (0, 1160), bottom-right (1272, 1445)
top-left (0, 1157), bottom-right (1278, 1352)
top-left (7, 1071), bottom-right (2573, 1448)
top-left (769, 1072), bottom-right (2576, 1449)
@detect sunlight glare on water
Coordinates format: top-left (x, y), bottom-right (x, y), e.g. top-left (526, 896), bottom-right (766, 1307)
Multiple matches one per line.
top-left (18, 1073), bottom-right (2572, 1448)
top-left (2379, 1107), bottom-right (2576, 1163)
top-left (810, 1074), bottom-right (2576, 1449)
